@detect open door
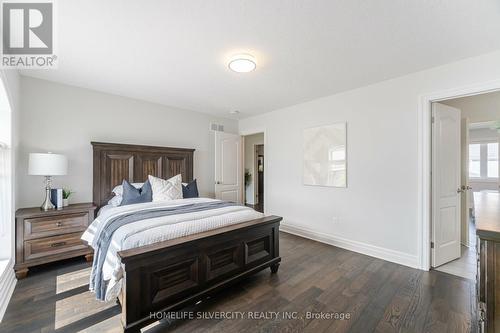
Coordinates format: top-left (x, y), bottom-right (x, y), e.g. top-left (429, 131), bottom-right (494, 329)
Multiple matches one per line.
top-left (432, 102), bottom-right (462, 267)
top-left (461, 118), bottom-right (471, 246)
top-left (215, 132), bottom-right (242, 203)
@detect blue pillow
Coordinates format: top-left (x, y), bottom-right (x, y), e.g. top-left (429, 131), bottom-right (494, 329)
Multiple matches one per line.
top-left (182, 179), bottom-right (199, 198)
top-left (120, 179), bottom-right (152, 206)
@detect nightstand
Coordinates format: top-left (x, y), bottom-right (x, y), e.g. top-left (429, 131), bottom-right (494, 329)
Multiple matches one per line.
top-left (14, 203), bottom-right (96, 279)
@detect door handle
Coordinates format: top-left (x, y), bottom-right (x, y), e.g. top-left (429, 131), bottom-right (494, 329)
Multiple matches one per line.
top-left (215, 181), bottom-right (221, 185)
top-left (457, 187), bottom-right (464, 194)
top-left (460, 185), bottom-right (472, 192)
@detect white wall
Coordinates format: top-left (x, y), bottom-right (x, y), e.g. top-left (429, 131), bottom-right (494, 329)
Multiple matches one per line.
top-left (239, 49), bottom-right (500, 268)
top-left (470, 180), bottom-right (498, 192)
top-left (18, 77), bottom-right (238, 208)
top-left (244, 133), bottom-right (264, 204)
top-left (442, 91), bottom-right (500, 123)
top-left (469, 127), bottom-right (498, 142)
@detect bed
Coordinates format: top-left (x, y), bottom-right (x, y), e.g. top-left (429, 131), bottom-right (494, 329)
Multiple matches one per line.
top-left (87, 142), bottom-right (282, 333)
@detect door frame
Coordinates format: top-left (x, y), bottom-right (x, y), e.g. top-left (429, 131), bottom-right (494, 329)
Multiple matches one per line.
top-left (240, 128), bottom-right (267, 214)
top-left (418, 79), bottom-right (500, 270)
top-left (254, 143), bottom-right (264, 204)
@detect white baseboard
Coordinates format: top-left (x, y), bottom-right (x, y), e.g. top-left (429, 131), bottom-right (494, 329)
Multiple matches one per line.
top-left (0, 259), bottom-right (16, 322)
top-left (280, 224), bottom-right (420, 269)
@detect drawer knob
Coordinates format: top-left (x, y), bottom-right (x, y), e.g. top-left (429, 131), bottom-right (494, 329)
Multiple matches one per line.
top-left (56, 222), bottom-right (62, 227)
top-left (50, 241), bottom-right (67, 248)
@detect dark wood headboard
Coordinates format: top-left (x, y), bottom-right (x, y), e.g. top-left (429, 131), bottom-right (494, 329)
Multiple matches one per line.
top-left (92, 142), bottom-right (195, 208)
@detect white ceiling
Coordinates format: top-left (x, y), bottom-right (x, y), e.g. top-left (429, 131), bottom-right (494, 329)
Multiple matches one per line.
top-left (21, 0), bottom-right (500, 119)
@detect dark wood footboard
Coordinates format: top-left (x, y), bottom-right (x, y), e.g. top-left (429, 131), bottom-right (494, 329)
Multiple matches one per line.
top-left (117, 215), bottom-right (282, 332)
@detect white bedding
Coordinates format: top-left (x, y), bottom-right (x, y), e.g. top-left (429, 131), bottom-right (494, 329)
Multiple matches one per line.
top-left (82, 198), bottom-right (263, 301)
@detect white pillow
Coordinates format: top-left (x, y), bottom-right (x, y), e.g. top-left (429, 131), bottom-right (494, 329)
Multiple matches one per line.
top-left (112, 182), bottom-right (144, 196)
top-left (108, 195), bottom-right (122, 207)
top-left (148, 174), bottom-right (183, 202)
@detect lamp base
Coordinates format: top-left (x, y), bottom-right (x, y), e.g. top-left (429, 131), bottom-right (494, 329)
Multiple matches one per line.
top-left (41, 176), bottom-right (55, 211)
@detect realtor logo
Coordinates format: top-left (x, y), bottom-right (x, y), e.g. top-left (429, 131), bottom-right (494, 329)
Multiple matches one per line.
top-left (1, 1), bottom-right (57, 68)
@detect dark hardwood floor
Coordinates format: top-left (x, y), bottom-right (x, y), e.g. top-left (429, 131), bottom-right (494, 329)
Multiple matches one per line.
top-left (0, 232), bottom-right (476, 333)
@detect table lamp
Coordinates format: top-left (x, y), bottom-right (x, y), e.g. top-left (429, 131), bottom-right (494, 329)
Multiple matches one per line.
top-left (28, 152), bottom-right (68, 211)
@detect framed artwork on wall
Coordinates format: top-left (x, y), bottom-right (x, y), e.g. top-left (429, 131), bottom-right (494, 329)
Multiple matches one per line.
top-left (303, 122), bottom-right (347, 187)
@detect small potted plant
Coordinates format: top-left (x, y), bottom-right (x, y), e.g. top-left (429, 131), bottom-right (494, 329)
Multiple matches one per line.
top-left (62, 189), bottom-right (73, 207)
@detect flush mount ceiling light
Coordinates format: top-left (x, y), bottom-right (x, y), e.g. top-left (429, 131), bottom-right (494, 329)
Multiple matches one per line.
top-left (228, 54), bottom-right (256, 73)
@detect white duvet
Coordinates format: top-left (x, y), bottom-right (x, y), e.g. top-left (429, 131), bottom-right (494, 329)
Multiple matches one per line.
top-left (81, 198), bottom-right (263, 301)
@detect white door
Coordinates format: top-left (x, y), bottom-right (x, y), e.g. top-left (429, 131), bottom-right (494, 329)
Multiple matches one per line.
top-left (432, 102), bottom-right (461, 267)
top-left (215, 132), bottom-right (242, 203)
top-left (461, 118), bottom-right (471, 246)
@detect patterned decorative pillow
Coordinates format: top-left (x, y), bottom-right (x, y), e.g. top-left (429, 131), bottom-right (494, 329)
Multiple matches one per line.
top-left (148, 174), bottom-right (183, 202)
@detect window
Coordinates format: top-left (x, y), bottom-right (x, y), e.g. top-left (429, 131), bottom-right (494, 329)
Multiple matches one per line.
top-left (0, 142), bottom-right (10, 239)
top-left (487, 143), bottom-right (499, 178)
top-left (0, 77), bottom-right (12, 262)
top-left (469, 144), bottom-right (481, 178)
top-left (469, 141), bottom-right (499, 179)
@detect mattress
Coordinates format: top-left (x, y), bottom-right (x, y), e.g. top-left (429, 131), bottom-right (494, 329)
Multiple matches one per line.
top-left (82, 197), bottom-right (263, 301)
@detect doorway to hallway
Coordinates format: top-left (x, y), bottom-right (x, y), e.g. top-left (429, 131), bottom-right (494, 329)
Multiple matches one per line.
top-left (243, 133), bottom-right (264, 213)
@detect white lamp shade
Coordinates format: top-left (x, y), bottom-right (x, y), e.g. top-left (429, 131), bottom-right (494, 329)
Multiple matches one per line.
top-left (28, 153), bottom-right (68, 176)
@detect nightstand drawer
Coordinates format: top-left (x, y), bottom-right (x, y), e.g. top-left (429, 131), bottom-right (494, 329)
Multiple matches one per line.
top-left (24, 232), bottom-right (88, 261)
top-left (24, 212), bottom-right (89, 239)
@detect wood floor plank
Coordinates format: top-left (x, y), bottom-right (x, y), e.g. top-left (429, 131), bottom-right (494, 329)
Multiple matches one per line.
top-left (374, 268), bottom-right (422, 332)
top-left (0, 232), bottom-right (477, 333)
